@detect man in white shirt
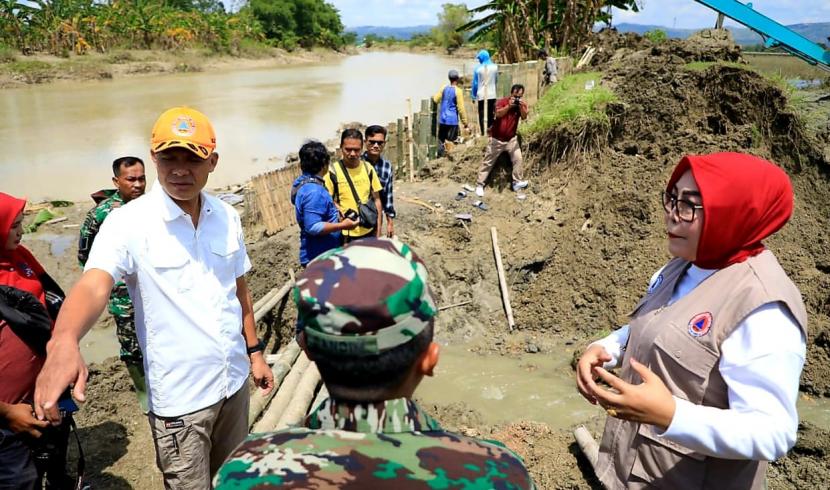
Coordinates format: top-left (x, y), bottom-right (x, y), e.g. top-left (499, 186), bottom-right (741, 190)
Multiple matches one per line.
top-left (34, 107), bottom-right (274, 488)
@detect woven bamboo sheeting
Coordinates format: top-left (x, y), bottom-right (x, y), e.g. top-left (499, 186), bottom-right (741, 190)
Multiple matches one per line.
top-left (247, 164), bottom-right (301, 235)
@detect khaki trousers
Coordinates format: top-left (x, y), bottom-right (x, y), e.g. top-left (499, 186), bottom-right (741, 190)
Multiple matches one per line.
top-left (476, 136), bottom-right (524, 186)
top-left (148, 386), bottom-right (249, 490)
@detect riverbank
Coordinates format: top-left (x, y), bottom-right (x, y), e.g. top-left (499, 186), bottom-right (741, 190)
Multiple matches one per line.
top-left (0, 47), bottom-right (348, 89)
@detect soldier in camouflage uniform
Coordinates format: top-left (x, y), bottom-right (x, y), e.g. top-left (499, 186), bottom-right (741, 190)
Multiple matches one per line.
top-left (78, 156), bottom-right (148, 412)
top-left (214, 238), bottom-right (536, 489)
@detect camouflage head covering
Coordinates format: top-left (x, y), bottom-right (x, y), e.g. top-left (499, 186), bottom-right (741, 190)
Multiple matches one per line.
top-left (294, 238), bottom-right (436, 357)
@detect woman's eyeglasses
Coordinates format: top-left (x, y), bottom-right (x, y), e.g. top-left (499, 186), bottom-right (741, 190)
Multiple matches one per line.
top-left (661, 191), bottom-right (703, 222)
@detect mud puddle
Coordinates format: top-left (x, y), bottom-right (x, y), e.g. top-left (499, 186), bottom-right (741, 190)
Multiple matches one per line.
top-left (30, 232), bottom-right (75, 257)
top-left (417, 344), bottom-right (830, 432)
top-left (80, 324), bottom-right (120, 364)
top-left (417, 344), bottom-right (603, 429)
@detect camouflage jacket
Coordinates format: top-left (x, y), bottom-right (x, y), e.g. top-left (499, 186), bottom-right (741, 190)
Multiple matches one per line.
top-left (214, 397), bottom-right (536, 489)
top-left (78, 190), bottom-right (132, 317)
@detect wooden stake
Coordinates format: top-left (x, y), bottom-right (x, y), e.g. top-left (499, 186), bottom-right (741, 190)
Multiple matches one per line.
top-left (407, 98), bottom-right (415, 182)
top-left (490, 227), bottom-right (515, 331)
top-left (438, 300), bottom-right (472, 311)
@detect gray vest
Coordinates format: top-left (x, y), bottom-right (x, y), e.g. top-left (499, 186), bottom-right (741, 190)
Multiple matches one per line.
top-left (596, 250), bottom-right (807, 490)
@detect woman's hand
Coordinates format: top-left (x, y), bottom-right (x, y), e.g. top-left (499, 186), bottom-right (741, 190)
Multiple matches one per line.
top-left (592, 358), bottom-right (676, 431)
top-left (576, 344), bottom-right (612, 405)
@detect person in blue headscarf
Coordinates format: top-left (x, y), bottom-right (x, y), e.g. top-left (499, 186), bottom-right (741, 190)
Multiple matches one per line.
top-left (471, 50), bottom-right (498, 136)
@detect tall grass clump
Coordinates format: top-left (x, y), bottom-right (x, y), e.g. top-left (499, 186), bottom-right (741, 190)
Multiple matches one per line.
top-left (521, 71), bottom-right (616, 137)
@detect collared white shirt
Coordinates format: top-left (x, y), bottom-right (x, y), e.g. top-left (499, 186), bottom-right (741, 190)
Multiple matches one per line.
top-left (594, 264), bottom-right (806, 460)
top-left (85, 182), bottom-right (252, 417)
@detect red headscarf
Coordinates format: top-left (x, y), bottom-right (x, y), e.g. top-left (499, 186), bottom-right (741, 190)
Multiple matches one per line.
top-left (666, 153), bottom-right (793, 270)
top-left (0, 192), bottom-right (46, 304)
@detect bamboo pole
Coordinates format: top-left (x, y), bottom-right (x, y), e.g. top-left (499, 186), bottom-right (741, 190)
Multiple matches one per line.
top-left (407, 98), bottom-right (414, 182)
top-left (490, 227), bottom-right (515, 331)
top-left (574, 426), bottom-right (599, 472)
top-left (254, 279), bottom-right (293, 323)
top-left (251, 353), bottom-right (311, 433)
top-left (275, 363), bottom-right (321, 430)
top-left (252, 287), bottom-right (279, 313)
top-left (247, 341), bottom-right (301, 428)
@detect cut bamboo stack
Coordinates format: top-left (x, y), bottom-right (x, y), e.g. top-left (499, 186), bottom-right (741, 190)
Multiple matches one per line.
top-left (248, 281), bottom-right (328, 432)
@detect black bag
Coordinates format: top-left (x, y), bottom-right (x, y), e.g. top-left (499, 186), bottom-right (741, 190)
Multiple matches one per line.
top-left (337, 161), bottom-right (378, 230)
top-left (38, 272), bottom-right (66, 322)
top-left (0, 285), bottom-right (52, 355)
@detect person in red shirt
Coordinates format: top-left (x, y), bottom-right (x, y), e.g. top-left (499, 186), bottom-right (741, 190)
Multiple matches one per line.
top-left (0, 192), bottom-right (70, 489)
top-left (475, 84), bottom-right (529, 197)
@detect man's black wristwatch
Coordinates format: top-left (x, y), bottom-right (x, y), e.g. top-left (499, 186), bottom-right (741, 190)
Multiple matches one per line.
top-left (247, 340), bottom-right (265, 355)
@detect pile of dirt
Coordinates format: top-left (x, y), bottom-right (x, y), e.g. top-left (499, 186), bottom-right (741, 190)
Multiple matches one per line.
top-left (588, 28), bottom-right (742, 70)
top-left (586, 28), bottom-right (654, 68)
top-left (769, 423), bottom-right (830, 489)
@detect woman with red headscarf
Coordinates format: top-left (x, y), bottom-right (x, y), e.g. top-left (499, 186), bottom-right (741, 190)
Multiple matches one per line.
top-left (0, 192), bottom-right (70, 489)
top-left (576, 153), bottom-right (807, 489)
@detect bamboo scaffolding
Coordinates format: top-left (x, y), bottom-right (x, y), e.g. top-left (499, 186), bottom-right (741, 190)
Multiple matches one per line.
top-left (247, 341), bottom-right (301, 428)
top-left (252, 353), bottom-right (311, 432)
top-left (275, 363), bottom-right (321, 430)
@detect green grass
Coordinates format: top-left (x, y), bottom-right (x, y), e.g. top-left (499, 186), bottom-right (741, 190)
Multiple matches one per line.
top-left (0, 45), bottom-right (16, 63)
top-left (521, 71), bottom-right (616, 137)
top-left (4, 59), bottom-right (51, 72)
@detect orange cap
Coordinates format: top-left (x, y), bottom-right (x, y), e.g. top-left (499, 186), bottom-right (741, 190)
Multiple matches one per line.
top-left (150, 107), bottom-right (216, 158)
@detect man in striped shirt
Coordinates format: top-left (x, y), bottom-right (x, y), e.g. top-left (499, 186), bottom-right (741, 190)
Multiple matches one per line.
top-left (363, 125), bottom-right (396, 238)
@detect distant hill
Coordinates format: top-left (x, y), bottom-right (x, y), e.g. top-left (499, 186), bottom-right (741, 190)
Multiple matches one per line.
top-left (613, 22), bottom-right (830, 47)
top-left (346, 25), bottom-right (432, 41)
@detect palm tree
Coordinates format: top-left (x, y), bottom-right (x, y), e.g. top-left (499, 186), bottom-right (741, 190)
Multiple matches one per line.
top-left (460, 0), bottom-right (642, 62)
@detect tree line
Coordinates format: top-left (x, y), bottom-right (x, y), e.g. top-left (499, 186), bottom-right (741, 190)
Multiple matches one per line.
top-left (0, 0), bottom-right (352, 57)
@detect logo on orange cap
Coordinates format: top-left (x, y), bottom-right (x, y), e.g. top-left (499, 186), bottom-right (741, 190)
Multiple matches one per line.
top-left (151, 107), bottom-right (216, 159)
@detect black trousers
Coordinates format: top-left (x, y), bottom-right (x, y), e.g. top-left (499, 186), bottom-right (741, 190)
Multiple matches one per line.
top-left (477, 99), bottom-right (496, 135)
top-left (0, 428), bottom-right (37, 489)
top-left (438, 124), bottom-right (459, 143)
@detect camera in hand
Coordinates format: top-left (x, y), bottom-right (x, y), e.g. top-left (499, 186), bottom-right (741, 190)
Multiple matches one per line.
top-left (512, 96), bottom-right (522, 107)
top-left (344, 209), bottom-right (359, 224)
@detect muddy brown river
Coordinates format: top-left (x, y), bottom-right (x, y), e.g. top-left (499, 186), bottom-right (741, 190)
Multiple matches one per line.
top-left (0, 52), bottom-right (464, 201)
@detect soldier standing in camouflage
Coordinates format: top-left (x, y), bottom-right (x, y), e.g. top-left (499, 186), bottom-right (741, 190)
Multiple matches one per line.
top-left (78, 156), bottom-right (147, 412)
top-left (215, 238), bottom-right (536, 489)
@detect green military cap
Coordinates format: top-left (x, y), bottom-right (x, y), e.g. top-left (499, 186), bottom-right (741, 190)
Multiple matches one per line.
top-left (294, 238), bottom-right (436, 357)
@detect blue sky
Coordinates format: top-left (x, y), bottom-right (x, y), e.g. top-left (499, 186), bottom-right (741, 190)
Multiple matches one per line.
top-left (331, 0), bottom-right (830, 29)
